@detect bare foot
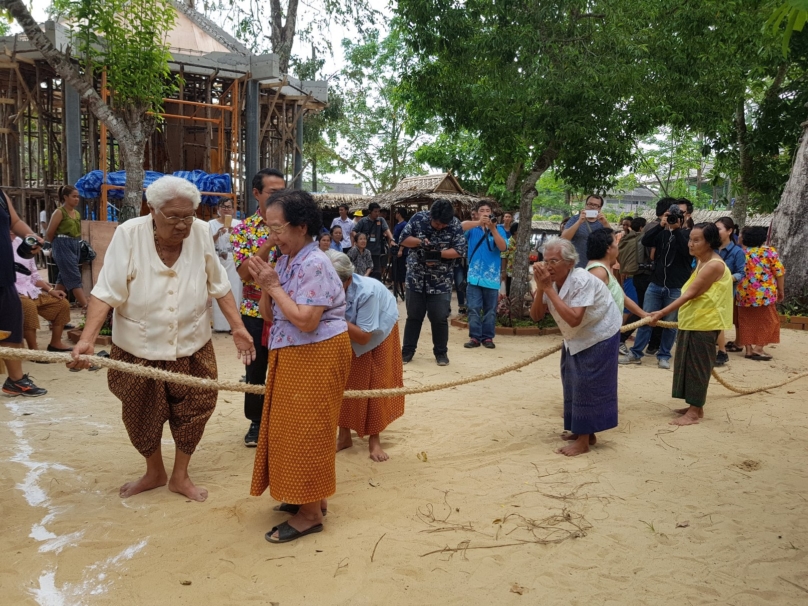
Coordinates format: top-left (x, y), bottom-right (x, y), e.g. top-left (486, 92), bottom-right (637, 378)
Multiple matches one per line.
top-left (336, 427), bottom-right (353, 452)
top-left (168, 475), bottom-right (208, 502)
top-left (674, 407), bottom-right (703, 418)
top-left (669, 406), bottom-right (702, 426)
top-left (368, 434), bottom-right (389, 462)
top-left (561, 433), bottom-right (597, 445)
top-left (119, 471), bottom-right (167, 498)
top-left (556, 435), bottom-right (591, 456)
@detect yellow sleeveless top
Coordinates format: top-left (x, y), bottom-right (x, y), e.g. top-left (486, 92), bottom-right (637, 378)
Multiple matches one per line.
top-left (678, 258), bottom-right (733, 331)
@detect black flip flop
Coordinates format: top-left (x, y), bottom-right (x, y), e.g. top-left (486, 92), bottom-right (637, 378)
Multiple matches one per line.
top-left (273, 502), bottom-right (327, 516)
top-left (748, 353), bottom-right (773, 361)
top-left (265, 521), bottom-right (323, 543)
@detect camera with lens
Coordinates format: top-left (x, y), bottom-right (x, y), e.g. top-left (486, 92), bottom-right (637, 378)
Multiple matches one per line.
top-left (417, 239), bottom-right (444, 267)
top-left (16, 235), bottom-right (51, 260)
top-left (638, 261), bottom-right (655, 272)
top-left (666, 204), bottom-right (684, 226)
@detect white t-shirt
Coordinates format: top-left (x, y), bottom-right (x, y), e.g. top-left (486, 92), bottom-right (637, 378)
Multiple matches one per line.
top-left (543, 267), bottom-right (622, 355)
top-left (39, 209), bottom-right (47, 235)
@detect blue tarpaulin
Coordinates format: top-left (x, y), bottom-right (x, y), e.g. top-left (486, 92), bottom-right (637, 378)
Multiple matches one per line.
top-left (75, 170), bottom-right (232, 206)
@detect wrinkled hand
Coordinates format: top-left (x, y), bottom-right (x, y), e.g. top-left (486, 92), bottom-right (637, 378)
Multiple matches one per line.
top-left (648, 311), bottom-right (664, 326)
top-left (67, 340), bottom-right (95, 370)
top-left (248, 255), bottom-right (280, 290)
top-left (532, 262), bottom-right (553, 289)
top-left (231, 327), bottom-right (256, 365)
top-left (51, 289), bottom-right (66, 300)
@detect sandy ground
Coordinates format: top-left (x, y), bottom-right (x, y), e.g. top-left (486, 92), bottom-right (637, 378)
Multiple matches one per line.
top-left (2, 300), bottom-right (808, 606)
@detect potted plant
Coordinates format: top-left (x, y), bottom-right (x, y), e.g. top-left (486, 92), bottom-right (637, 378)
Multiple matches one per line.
top-left (67, 309), bottom-right (113, 346)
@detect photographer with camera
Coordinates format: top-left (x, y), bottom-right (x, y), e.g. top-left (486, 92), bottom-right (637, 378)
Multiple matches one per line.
top-left (561, 194), bottom-right (612, 268)
top-left (461, 202), bottom-right (507, 349)
top-left (0, 190), bottom-right (48, 396)
top-left (353, 202), bottom-right (396, 280)
top-left (620, 197), bottom-right (693, 370)
top-left (399, 199), bottom-right (467, 366)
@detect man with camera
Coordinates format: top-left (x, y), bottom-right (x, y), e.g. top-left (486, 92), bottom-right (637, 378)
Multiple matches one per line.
top-left (0, 190), bottom-right (47, 396)
top-left (353, 202), bottom-right (396, 279)
top-left (561, 194), bottom-right (612, 268)
top-left (399, 199), bottom-right (467, 366)
top-left (620, 197), bottom-right (693, 369)
top-left (461, 202), bottom-right (507, 349)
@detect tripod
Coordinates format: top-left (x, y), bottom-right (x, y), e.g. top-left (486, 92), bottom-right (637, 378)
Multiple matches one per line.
top-left (382, 246), bottom-right (406, 301)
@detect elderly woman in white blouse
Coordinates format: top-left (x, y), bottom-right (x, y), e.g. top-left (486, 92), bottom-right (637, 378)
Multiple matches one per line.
top-left (530, 237), bottom-right (622, 457)
top-left (69, 176), bottom-right (255, 502)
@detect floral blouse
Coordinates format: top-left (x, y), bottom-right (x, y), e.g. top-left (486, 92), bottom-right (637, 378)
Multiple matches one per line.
top-left (347, 246), bottom-right (373, 276)
top-left (269, 243), bottom-right (347, 349)
top-left (735, 246), bottom-right (785, 307)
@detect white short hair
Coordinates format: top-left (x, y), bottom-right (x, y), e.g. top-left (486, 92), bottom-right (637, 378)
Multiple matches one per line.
top-left (146, 175), bottom-right (201, 211)
top-left (324, 249), bottom-right (355, 282)
top-left (541, 236), bottom-right (579, 265)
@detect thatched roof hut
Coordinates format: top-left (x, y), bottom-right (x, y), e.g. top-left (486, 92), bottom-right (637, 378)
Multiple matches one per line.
top-left (311, 193), bottom-right (372, 210)
top-left (365, 173), bottom-right (497, 219)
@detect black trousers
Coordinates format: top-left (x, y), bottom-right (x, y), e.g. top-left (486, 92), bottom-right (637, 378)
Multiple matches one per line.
top-left (402, 288), bottom-right (451, 357)
top-left (242, 314), bottom-right (269, 424)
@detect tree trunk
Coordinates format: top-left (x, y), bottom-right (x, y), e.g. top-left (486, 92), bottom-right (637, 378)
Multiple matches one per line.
top-left (3, 0), bottom-right (150, 221)
top-left (733, 101), bottom-right (750, 228)
top-left (509, 148), bottom-right (557, 319)
top-left (269, 0), bottom-right (300, 73)
top-left (312, 156), bottom-right (318, 192)
top-left (770, 120), bottom-right (808, 304)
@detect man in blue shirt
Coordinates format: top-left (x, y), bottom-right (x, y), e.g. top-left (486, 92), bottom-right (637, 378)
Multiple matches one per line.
top-left (461, 202), bottom-right (507, 349)
top-left (561, 194), bottom-right (611, 268)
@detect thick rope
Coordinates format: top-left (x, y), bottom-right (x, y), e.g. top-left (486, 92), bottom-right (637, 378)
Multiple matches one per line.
top-left (0, 316), bottom-right (804, 397)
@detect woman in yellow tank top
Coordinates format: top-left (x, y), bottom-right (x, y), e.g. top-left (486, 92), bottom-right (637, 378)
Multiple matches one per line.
top-left (648, 223), bottom-right (733, 427)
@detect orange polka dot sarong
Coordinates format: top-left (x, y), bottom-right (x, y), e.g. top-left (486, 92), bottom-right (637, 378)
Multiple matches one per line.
top-left (250, 332), bottom-right (352, 503)
top-left (340, 324), bottom-right (404, 437)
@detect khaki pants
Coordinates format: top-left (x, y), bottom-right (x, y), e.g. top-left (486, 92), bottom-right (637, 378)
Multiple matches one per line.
top-left (19, 293), bottom-right (71, 331)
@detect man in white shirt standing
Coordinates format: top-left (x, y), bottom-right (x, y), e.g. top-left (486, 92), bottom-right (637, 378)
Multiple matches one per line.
top-left (330, 204), bottom-right (354, 253)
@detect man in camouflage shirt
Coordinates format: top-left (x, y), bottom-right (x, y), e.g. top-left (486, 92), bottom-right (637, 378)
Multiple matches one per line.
top-left (399, 199), bottom-right (467, 366)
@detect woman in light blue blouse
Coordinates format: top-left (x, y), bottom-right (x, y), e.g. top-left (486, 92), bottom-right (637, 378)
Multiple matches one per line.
top-left (327, 250), bottom-right (404, 462)
top-left (715, 217), bottom-right (746, 365)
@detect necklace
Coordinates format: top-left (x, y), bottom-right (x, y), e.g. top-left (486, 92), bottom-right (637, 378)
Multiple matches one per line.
top-left (153, 221), bottom-right (181, 266)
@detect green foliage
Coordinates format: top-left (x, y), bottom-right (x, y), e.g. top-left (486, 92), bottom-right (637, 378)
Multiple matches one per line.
top-left (50, 0), bottom-right (178, 115)
top-left (325, 27), bottom-right (434, 194)
top-left (767, 1), bottom-right (808, 56)
top-left (414, 130), bottom-right (492, 195)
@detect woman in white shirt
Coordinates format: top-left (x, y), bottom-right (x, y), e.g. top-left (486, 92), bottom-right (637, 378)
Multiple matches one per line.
top-left (208, 199), bottom-right (243, 332)
top-left (326, 250), bottom-right (404, 462)
top-left (530, 237), bottom-right (622, 457)
top-left (68, 176), bottom-right (255, 502)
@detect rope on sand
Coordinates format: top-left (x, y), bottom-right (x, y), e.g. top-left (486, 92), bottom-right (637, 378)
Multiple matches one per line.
top-left (0, 317), bottom-right (805, 397)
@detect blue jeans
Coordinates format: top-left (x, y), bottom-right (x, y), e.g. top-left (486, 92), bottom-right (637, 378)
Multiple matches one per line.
top-left (466, 284), bottom-right (499, 342)
top-left (629, 282), bottom-right (680, 361)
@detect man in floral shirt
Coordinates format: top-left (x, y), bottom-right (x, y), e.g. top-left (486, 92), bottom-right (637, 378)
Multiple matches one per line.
top-left (232, 168), bottom-right (285, 447)
top-left (399, 199), bottom-right (466, 366)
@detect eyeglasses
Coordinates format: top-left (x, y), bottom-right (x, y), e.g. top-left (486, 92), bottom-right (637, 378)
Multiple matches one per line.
top-left (584, 202), bottom-right (602, 209)
top-left (157, 208), bottom-right (195, 225)
top-left (267, 222), bottom-right (290, 234)
top-left (220, 204), bottom-right (234, 210)
top-left (545, 258), bottom-right (564, 265)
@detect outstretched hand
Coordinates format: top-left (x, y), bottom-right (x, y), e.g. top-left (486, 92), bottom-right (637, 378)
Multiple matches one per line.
top-left (231, 327), bottom-right (256, 365)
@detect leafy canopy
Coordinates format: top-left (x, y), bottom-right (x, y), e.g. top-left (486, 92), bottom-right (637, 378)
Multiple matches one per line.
top-left (50, 0), bottom-right (178, 114)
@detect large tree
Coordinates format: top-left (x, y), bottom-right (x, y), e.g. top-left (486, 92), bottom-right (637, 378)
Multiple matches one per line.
top-left (397, 0), bottom-right (654, 315)
top-left (3, 0), bottom-right (178, 221)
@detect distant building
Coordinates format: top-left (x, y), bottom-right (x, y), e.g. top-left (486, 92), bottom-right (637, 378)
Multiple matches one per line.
top-left (307, 182), bottom-right (363, 195)
top-left (602, 186), bottom-right (656, 214)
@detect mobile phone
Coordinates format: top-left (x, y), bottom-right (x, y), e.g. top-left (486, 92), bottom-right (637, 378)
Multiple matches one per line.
top-left (585, 210), bottom-right (598, 219)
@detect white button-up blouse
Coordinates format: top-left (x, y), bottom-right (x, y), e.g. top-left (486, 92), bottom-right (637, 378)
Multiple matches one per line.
top-left (91, 215), bottom-right (231, 361)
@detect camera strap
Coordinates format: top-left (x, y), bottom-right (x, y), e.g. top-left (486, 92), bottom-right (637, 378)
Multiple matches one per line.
top-left (468, 227), bottom-right (494, 265)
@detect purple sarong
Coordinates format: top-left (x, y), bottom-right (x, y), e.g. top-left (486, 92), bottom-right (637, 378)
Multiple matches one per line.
top-left (560, 331), bottom-right (619, 435)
